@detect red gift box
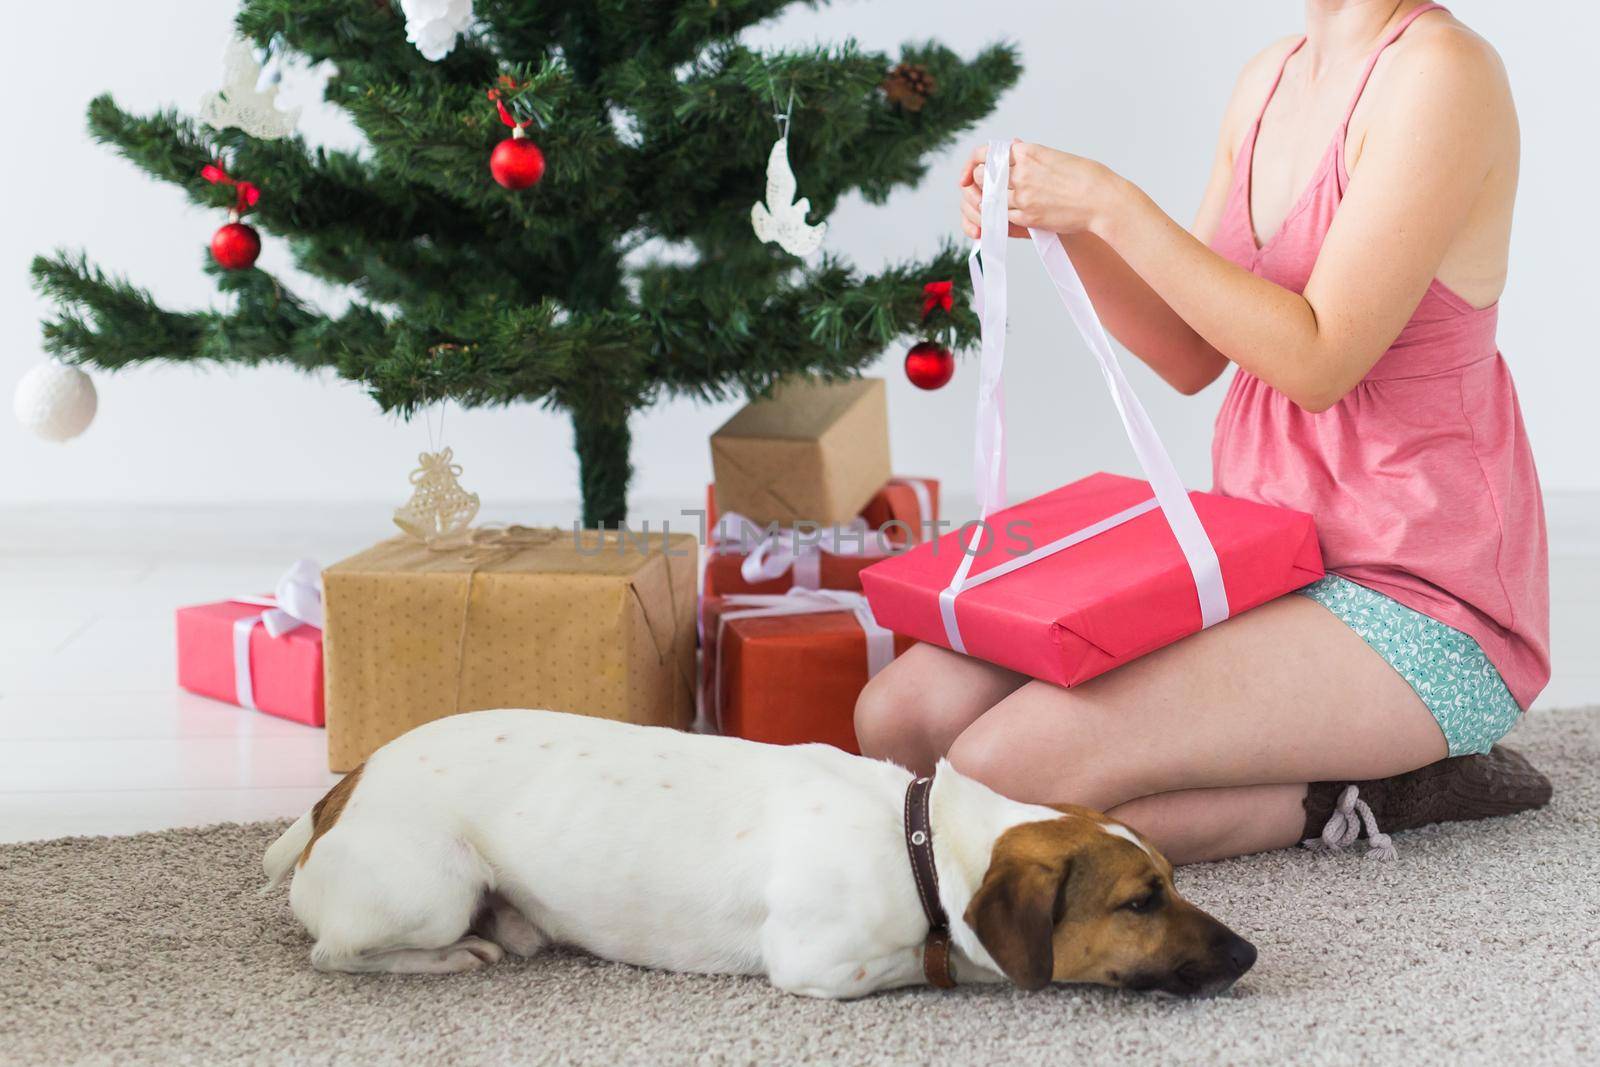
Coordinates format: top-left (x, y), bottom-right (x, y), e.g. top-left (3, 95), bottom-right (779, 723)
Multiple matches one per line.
top-left (176, 600), bottom-right (325, 726)
top-left (861, 472), bottom-right (1322, 688)
top-left (860, 478), bottom-right (941, 548)
top-left (703, 477), bottom-right (940, 597)
top-left (701, 590), bottom-right (914, 752)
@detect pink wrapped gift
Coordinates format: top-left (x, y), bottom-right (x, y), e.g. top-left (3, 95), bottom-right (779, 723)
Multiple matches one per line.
top-left (175, 560), bottom-right (325, 726)
top-left (862, 142), bottom-right (1322, 688)
top-left (861, 472), bottom-right (1322, 687)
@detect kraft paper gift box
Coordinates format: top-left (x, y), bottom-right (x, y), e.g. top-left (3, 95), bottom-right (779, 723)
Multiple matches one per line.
top-left (321, 529), bottom-right (697, 772)
top-left (861, 474), bottom-right (1323, 689)
top-left (176, 600), bottom-right (325, 726)
top-left (701, 590), bottom-right (914, 754)
top-left (709, 377), bottom-right (891, 528)
top-left (702, 476), bottom-right (941, 597)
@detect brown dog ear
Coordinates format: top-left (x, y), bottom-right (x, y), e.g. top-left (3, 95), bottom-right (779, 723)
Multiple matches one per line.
top-left (963, 856), bottom-right (1071, 990)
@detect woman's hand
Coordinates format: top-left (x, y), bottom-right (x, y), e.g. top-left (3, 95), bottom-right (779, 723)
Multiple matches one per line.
top-left (958, 141), bottom-right (1126, 239)
top-left (958, 143), bottom-right (1027, 239)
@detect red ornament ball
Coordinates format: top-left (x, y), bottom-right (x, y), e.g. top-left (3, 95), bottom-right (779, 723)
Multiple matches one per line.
top-left (210, 221), bottom-right (261, 271)
top-left (490, 133), bottom-right (546, 189)
top-left (904, 341), bottom-right (955, 390)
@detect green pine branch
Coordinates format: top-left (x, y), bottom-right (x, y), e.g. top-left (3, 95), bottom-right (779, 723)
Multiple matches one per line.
top-left (31, 252), bottom-right (388, 375)
top-left (641, 242), bottom-right (979, 400)
top-left (236, 0), bottom-right (497, 88)
top-left (617, 40), bottom-right (1020, 244)
top-left (83, 95), bottom-right (521, 308)
top-left (334, 63), bottom-right (665, 313)
top-left (844, 42), bottom-right (1023, 204)
top-left (343, 239), bottom-right (976, 416)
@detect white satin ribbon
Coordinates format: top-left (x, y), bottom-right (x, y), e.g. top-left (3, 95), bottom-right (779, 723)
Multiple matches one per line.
top-left (229, 558), bottom-right (323, 710)
top-left (941, 140), bottom-right (1229, 654)
top-left (712, 512), bottom-right (889, 589)
top-left (710, 588), bottom-right (895, 733)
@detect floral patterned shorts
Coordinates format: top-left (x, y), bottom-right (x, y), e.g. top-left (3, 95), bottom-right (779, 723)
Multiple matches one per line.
top-left (1295, 574), bottom-right (1522, 756)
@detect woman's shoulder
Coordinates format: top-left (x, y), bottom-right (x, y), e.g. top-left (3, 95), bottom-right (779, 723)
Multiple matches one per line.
top-left (1243, 33), bottom-right (1303, 76)
top-left (1218, 35), bottom-right (1301, 157)
top-left (1359, 11), bottom-right (1514, 148)
top-left (1234, 33), bottom-right (1302, 104)
top-left (1370, 11), bottom-right (1511, 115)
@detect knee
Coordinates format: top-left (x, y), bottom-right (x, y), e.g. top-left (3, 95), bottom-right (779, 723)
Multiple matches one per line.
top-left (946, 709), bottom-right (1125, 810)
top-left (945, 720), bottom-right (1033, 801)
top-left (853, 665), bottom-right (943, 772)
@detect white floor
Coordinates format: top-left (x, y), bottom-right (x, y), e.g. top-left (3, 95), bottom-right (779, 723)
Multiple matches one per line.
top-left (3, 496), bottom-right (1598, 844)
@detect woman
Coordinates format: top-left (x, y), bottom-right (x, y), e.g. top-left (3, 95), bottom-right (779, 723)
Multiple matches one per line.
top-left (855, 1), bottom-right (1551, 863)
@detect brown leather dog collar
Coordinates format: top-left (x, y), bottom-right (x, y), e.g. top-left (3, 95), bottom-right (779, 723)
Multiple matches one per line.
top-left (904, 774), bottom-right (955, 988)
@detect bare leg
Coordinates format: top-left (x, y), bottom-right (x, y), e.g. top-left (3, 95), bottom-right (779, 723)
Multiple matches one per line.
top-left (854, 643), bottom-right (1026, 774)
top-left (944, 595), bottom-right (1448, 815)
top-left (1107, 784), bottom-right (1310, 865)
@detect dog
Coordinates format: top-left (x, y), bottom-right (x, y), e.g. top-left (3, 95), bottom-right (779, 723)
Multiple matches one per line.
top-left (264, 709), bottom-right (1256, 998)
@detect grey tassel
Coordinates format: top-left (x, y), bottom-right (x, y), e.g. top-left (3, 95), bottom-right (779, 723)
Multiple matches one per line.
top-left (1303, 785), bottom-right (1397, 861)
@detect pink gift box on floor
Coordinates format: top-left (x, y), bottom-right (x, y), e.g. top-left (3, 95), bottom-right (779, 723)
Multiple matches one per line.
top-left (861, 472), bottom-right (1322, 688)
top-left (176, 600), bottom-right (325, 727)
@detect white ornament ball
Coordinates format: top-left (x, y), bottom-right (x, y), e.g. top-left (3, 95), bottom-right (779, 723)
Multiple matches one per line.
top-left (14, 361), bottom-right (97, 442)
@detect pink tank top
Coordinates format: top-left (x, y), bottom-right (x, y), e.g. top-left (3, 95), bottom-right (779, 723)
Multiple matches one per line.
top-left (1208, 3), bottom-right (1549, 709)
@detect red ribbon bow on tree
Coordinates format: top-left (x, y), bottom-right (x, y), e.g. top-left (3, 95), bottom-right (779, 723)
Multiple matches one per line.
top-left (920, 280), bottom-right (954, 319)
top-left (487, 76), bottom-right (532, 129)
top-left (200, 162), bottom-right (261, 216)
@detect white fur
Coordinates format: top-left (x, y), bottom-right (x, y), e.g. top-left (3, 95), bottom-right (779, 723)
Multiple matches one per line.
top-left (267, 709), bottom-right (1068, 997)
top-left (1101, 821), bottom-right (1157, 860)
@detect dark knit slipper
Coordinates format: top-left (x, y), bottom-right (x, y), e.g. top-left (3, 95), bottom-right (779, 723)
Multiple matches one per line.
top-left (1301, 745), bottom-right (1553, 860)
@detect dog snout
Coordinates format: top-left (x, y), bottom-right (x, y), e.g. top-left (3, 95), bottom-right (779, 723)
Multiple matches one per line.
top-left (1218, 931), bottom-right (1257, 977)
top-left (1164, 928), bottom-right (1257, 997)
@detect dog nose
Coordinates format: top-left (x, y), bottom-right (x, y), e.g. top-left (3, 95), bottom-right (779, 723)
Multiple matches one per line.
top-left (1221, 934), bottom-right (1257, 975)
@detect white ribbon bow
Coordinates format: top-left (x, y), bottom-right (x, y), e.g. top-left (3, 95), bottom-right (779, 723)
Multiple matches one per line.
top-left (710, 588), bottom-right (896, 734)
top-left (229, 558), bottom-right (323, 710)
top-left (712, 512), bottom-right (890, 589)
top-left (938, 140), bottom-right (1229, 655)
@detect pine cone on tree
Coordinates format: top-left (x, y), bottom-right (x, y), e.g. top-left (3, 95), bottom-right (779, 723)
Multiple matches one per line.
top-left (882, 63), bottom-right (937, 112)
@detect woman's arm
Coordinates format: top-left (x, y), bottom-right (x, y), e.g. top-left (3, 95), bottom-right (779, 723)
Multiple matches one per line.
top-left (957, 40), bottom-right (1296, 395)
top-left (1047, 235), bottom-right (1227, 396)
top-left (959, 149), bottom-right (1229, 395)
top-left (999, 32), bottom-right (1509, 412)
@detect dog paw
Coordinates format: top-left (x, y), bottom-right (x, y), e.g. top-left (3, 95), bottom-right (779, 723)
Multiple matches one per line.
top-left (455, 936), bottom-right (504, 966)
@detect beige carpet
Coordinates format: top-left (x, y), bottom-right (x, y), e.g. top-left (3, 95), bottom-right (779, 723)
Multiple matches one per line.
top-left (3, 711), bottom-right (1598, 1067)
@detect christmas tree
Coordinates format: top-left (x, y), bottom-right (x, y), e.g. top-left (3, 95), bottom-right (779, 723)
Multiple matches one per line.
top-left (30, 1), bottom-right (1019, 526)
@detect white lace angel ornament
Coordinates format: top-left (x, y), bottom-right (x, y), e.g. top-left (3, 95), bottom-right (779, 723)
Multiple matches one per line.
top-left (750, 108), bottom-right (827, 258)
top-left (199, 37), bottom-right (300, 140)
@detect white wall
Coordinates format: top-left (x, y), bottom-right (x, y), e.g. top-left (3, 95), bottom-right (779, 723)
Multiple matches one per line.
top-left (3, 1), bottom-right (1594, 510)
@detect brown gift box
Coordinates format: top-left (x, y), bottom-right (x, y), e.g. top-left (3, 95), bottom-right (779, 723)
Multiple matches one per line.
top-left (322, 530), bottom-right (697, 772)
top-left (701, 595), bottom-right (914, 755)
top-left (710, 377), bottom-right (891, 527)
